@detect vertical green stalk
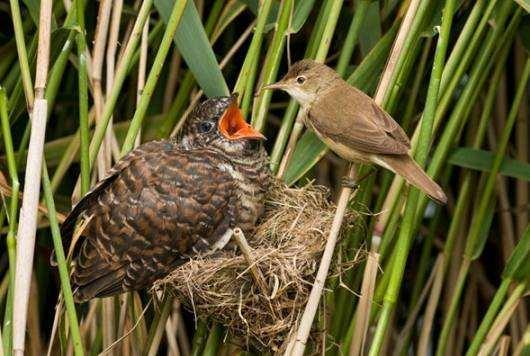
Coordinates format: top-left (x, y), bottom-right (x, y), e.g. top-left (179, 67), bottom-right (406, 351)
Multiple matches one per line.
top-left (121, 0), bottom-right (188, 155)
top-left (88, 0), bottom-right (154, 165)
top-left (190, 320), bottom-right (208, 356)
top-left (314, 0), bottom-right (344, 62)
top-left (8, 0), bottom-right (35, 108)
top-left (142, 296), bottom-right (172, 356)
top-left (435, 53), bottom-right (530, 356)
top-left (201, 324), bottom-right (222, 356)
top-left (251, 0), bottom-right (293, 132)
top-left (75, 0), bottom-right (90, 195)
top-left (465, 278), bottom-right (511, 356)
top-left (376, 0), bottom-right (489, 236)
top-left (202, 0), bottom-right (224, 37)
top-left (335, 0), bottom-right (369, 77)
top-left (41, 164), bottom-right (84, 355)
top-left (268, 0), bottom-right (335, 173)
top-left (435, 0), bottom-right (497, 121)
top-left (233, 0), bottom-right (273, 97)
top-left (368, 0), bottom-right (456, 353)
top-left (0, 87), bottom-right (19, 356)
top-left (440, 35), bottom-right (512, 274)
top-left (412, 2), bottom-right (517, 242)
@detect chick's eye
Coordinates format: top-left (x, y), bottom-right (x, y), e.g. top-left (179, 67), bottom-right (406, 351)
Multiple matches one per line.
top-left (198, 121), bottom-right (213, 133)
top-left (296, 76), bottom-right (306, 85)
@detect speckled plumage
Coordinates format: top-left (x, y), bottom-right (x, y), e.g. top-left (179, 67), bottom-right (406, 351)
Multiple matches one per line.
top-left (62, 96), bottom-right (270, 302)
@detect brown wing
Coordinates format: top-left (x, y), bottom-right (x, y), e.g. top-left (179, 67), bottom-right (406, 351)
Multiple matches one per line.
top-left (66, 142), bottom-right (237, 302)
top-left (60, 140), bottom-right (168, 241)
top-left (309, 84), bottom-right (410, 155)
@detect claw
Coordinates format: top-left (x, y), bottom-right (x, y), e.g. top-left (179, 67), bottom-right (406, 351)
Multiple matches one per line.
top-left (341, 177), bottom-right (359, 190)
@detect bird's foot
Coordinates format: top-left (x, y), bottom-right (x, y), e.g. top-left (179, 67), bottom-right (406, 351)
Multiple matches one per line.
top-left (341, 177), bottom-right (359, 190)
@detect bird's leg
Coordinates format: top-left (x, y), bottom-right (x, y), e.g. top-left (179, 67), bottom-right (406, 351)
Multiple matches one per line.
top-left (340, 167), bottom-right (376, 190)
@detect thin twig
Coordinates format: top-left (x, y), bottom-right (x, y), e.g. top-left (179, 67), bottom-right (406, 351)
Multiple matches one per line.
top-left (91, 0), bottom-right (112, 181)
top-left (233, 228), bottom-right (271, 298)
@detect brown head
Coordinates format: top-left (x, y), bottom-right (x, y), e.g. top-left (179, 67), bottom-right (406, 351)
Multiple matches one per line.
top-left (263, 59), bottom-right (339, 106)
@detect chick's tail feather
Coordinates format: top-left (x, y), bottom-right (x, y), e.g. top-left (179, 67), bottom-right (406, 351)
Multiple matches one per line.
top-left (374, 154), bottom-right (447, 204)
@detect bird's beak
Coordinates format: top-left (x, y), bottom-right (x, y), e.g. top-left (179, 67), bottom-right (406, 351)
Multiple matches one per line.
top-left (262, 81), bottom-right (288, 91)
top-left (219, 102), bottom-right (266, 140)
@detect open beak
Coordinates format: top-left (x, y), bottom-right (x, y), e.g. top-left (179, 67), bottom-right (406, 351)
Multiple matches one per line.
top-left (219, 102), bottom-right (266, 140)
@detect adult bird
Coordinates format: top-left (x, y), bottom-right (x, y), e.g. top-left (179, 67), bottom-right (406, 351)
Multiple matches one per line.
top-left (61, 95), bottom-right (270, 302)
top-left (264, 59), bottom-right (446, 204)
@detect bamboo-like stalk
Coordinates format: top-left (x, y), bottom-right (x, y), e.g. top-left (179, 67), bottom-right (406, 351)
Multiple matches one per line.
top-left (369, 0), bottom-right (456, 351)
top-left (135, 16), bottom-right (149, 147)
top-left (0, 87), bottom-right (19, 356)
top-left (87, 0), bottom-right (153, 163)
top-left (416, 255), bottom-right (445, 355)
top-left (76, 0), bottom-right (90, 195)
top-left (514, 40), bottom-right (529, 239)
top-left (143, 297), bottom-right (173, 356)
top-left (374, 0), bottom-right (490, 234)
top-left (435, 53), bottom-right (530, 356)
top-left (104, 0), bottom-right (123, 166)
top-left (120, 0), bottom-right (188, 155)
top-left (251, 0), bottom-right (293, 132)
top-left (407, 3), bottom-right (518, 253)
top-left (477, 282), bottom-right (527, 356)
top-left (92, 0), bottom-right (112, 181)
top-left (163, 49), bottom-right (182, 113)
top-left (276, 0), bottom-right (344, 179)
top-left (348, 251), bottom-right (379, 356)
top-left (291, 0), bottom-right (414, 353)
top-left (41, 164), bottom-right (84, 355)
top-left (8, 0), bottom-right (34, 109)
top-left (268, 0), bottom-right (333, 173)
top-left (335, 0), bottom-right (369, 77)
top-left (232, 0), bottom-right (273, 98)
top-left (12, 0), bottom-right (53, 354)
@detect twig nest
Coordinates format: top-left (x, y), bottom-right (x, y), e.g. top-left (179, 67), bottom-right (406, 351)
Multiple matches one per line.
top-left (153, 181), bottom-right (360, 352)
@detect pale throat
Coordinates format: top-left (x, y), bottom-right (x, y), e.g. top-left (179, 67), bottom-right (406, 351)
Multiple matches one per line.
top-left (284, 86), bottom-right (316, 107)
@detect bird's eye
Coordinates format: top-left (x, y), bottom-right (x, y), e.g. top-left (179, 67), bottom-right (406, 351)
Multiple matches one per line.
top-left (198, 121), bottom-right (213, 133)
top-left (296, 76), bottom-right (306, 85)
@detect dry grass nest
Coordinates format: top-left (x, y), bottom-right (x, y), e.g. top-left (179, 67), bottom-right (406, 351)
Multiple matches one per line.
top-left (153, 180), bottom-right (362, 352)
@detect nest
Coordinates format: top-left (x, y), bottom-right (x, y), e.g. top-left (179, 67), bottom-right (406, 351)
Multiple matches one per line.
top-left (153, 181), bottom-right (360, 352)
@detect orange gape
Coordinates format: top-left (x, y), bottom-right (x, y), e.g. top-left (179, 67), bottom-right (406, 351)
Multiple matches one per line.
top-left (218, 102), bottom-right (265, 140)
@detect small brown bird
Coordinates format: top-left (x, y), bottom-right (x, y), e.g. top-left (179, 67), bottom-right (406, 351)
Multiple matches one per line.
top-left (264, 59), bottom-right (447, 204)
top-left (61, 95), bottom-right (270, 302)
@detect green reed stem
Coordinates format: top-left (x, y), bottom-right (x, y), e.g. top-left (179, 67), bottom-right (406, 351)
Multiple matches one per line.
top-left (435, 30), bottom-right (528, 356)
top-left (88, 0), bottom-right (153, 165)
top-left (465, 278), bottom-right (511, 356)
top-left (251, 0), bottom-right (293, 132)
top-left (8, 0), bottom-right (34, 109)
top-left (369, 0), bottom-right (456, 353)
top-left (121, 0), bottom-right (188, 155)
top-left (42, 163), bottom-right (84, 355)
top-left (0, 87), bottom-right (18, 356)
top-left (335, 0), bottom-right (369, 76)
top-left (75, 0), bottom-right (90, 195)
top-left (233, 0), bottom-right (273, 97)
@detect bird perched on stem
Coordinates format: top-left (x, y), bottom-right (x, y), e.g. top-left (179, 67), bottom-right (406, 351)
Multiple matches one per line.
top-left (264, 59), bottom-right (446, 204)
top-left (61, 95), bottom-right (270, 302)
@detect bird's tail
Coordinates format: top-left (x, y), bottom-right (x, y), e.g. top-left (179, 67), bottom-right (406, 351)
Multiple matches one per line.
top-left (375, 155), bottom-right (447, 204)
